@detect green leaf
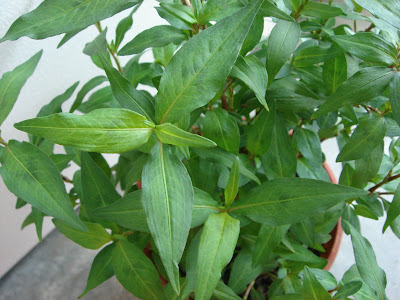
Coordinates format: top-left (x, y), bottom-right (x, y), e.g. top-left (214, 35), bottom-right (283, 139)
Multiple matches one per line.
top-left (15, 108), bottom-right (154, 153)
top-left (322, 51), bottom-right (347, 94)
top-left (224, 156), bottom-right (240, 207)
top-left (119, 25), bottom-right (186, 55)
top-left (196, 212), bottom-right (240, 300)
top-left (230, 55), bottom-right (268, 110)
top-left (294, 46), bottom-right (342, 68)
top-left (155, 123), bottom-right (216, 148)
top-left (77, 86), bottom-right (121, 113)
top-left (337, 115), bottom-right (386, 162)
top-left (302, 266), bottom-right (332, 300)
top-left (92, 190), bottom-right (149, 232)
top-left (191, 187), bottom-right (220, 228)
top-left (141, 143), bottom-right (194, 294)
top-left (153, 43), bottom-right (177, 67)
top-left (155, 0), bottom-right (263, 124)
top-left (261, 109), bottom-right (297, 179)
top-left (197, 0), bottom-right (243, 25)
top-left (0, 0), bottom-right (141, 42)
top-left (351, 142), bottom-right (383, 188)
top-left (203, 108), bottom-right (240, 154)
top-left (0, 50), bottom-right (42, 126)
top-left (383, 183), bottom-right (400, 232)
top-left (240, 14), bottom-right (264, 56)
top-left (0, 141), bottom-right (86, 231)
top-left (115, 6), bottom-right (139, 50)
top-left (293, 128), bottom-right (322, 168)
top-left (334, 280), bottom-right (363, 299)
top-left (81, 152), bottom-right (120, 227)
top-left (99, 55), bottom-right (155, 122)
top-left (193, 147), bottom-right (260, 185)
top-left (301, 2), bottom-right (343, 18)
top-left (346, 221), bottom-right (387, 299)
top-left (83, 29), bottom-right (108, 58)
top-left (50, 154), bottom-right (75, 172)
top-left (112, 240), bottom-right (164, 300)
top-left (353, 0), bottom-right (400, 30)
top-left (252, 224), bottom-right (289, 267)
top-left (283, 0), bottom-right (302, 11)
top-left (266, 20), bottom-right (300, 86)
top-left (259, 0), bottom-right (294, 21)
top-left (31, 207), bottom-right (44, 242)
top-left (78, 244), bottom-right (114, 298)
top-left (302, 268), bottom-right (337, 291)
top-left (53, 220), bottom-right (111, 249)
top-left (246, 110), bottom-right (272, 156)
top-left (229, 178), bottom-right (368, 225)
top-left (213, 281), bottom-right (242, 300)
top-left (69, 76), bottom-right (107, 113)
top-left (228, 248), bottom-right (263, 294)
top-left (313, 67), bottom-right (394, 118)
top-left (390, 72), bottom-right (400, 126)
top-left (57, 29), bottom-right (83, 48)
top-left (332, 33), bottom-right (398, 66)
top-left (156, 3), bottom-right (197, 30)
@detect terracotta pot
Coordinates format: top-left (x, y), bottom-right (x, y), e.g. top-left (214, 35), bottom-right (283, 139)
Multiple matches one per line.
top-left (321, 161), bottom-right (343, 271)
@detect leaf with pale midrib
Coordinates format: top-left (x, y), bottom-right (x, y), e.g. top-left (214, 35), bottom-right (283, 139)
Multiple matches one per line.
top-left (155, 0), bottom-right (264, 124)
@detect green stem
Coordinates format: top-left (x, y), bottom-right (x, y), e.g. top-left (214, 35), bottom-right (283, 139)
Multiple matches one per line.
top-left (95, 22), bottom-right (123, 73)
top-left (0, 136), bottom-right (8, 146)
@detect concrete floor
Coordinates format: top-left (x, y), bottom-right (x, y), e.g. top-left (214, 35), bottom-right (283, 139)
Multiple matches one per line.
top-left (0, 229), bottom-right (137, 300)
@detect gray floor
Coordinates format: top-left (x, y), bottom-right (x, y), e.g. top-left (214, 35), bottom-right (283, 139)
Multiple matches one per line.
top-left (0, 229), bottom-right (137, 300)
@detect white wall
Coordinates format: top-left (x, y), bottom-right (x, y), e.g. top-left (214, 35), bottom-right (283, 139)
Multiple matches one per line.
top-left (0, 0), bottom-right (163, 278)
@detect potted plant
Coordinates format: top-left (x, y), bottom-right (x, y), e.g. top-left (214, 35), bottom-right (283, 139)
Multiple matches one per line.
top-left (0, 0), bottom-right (399, 299)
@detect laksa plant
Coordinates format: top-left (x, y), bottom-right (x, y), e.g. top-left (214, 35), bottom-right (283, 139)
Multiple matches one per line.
top-left (1, 0), bottom-right (400, 299)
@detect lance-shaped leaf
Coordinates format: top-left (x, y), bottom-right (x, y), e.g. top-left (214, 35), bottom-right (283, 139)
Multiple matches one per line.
top-left (155, 123), bottom-right (216, 148)
top-left (81, 152), bottom-right (120, 230)
top-left (99, 55), bottom-right (155, 121)
top-left (228, 178), bottom-right (368, 225)
top-left (0, 50), bottom-right (42, 126)
top-left (228, 248), bottom-right (263, 294)
top-left (353, 0), bottom-right (400, 30)
top-left (119, 25), bottom-right (186, 55)
top-left (261, 109), bottom-right (297, 179)
top-left (246, 110), bottom-right (271, 156)
top-left (93, 188), bottom-right (218, 232)
top-left (266, 20), bottom-right (300, 86)
top-left (93, 190), bottom-right (149, 232)
top-left (322, 51), bottom-right (347, 94)
top-left (197, 0), bottom-right (243, 25)
top-left (142, 143), bottom-right (194, 294)
top-left (15, 108), bottom-right (154, 153)
top-left (294, 46), bottom-right (342, 68)
top-left (337, 116), bottom-right (386, 162)
top-left (231, 55), bottom-right (268, 110)
top-left (155, 0), bottom-right (263, 124)
top-left (70, 76), bottom-right (107, 113)
top-left (383, 183), bottom-right (400, 232)
top-left (196, 213), bottom-right (240, 300)
top-left (193, 147), bottom-right (260, 184)
top-left (0, 141), bottom-right (86, 231)
top-left (332, 33), bottom-right (398, 66)
top-left (301, 2), bottom-right (343, 18)
top-left (224, 157), bottom-right (240, 207)
top-left (302, 266), bottom-right (332, 300)
top-left (79, 244), bottom-right (114, 298)
top-left (390, 73), bottom-right (400, 126)
top-left (115, 6), bottom-right (139, 50)
top-left (351, 142), bottom-right (383, 188)
top-left (112, 240), bottom-right (164, 300)
top-left (252, 224), bottom-right (289, 267)
top-left (53, 220), bottom-right (111, 250)
top-left (346, 221), bottom-right (387, 299)
top-left (0, 0), bottom-right (141, 42)
top-left (259, 0), bottom-right (294, 21)
top-left (203, 108), bottom-right (240, 154)
top-left (334, 281), bottom-right (363, 299)
top-left (293, 128), bottom-right (322, 168)
top-left (313, 67), bottom-right (394, 118)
